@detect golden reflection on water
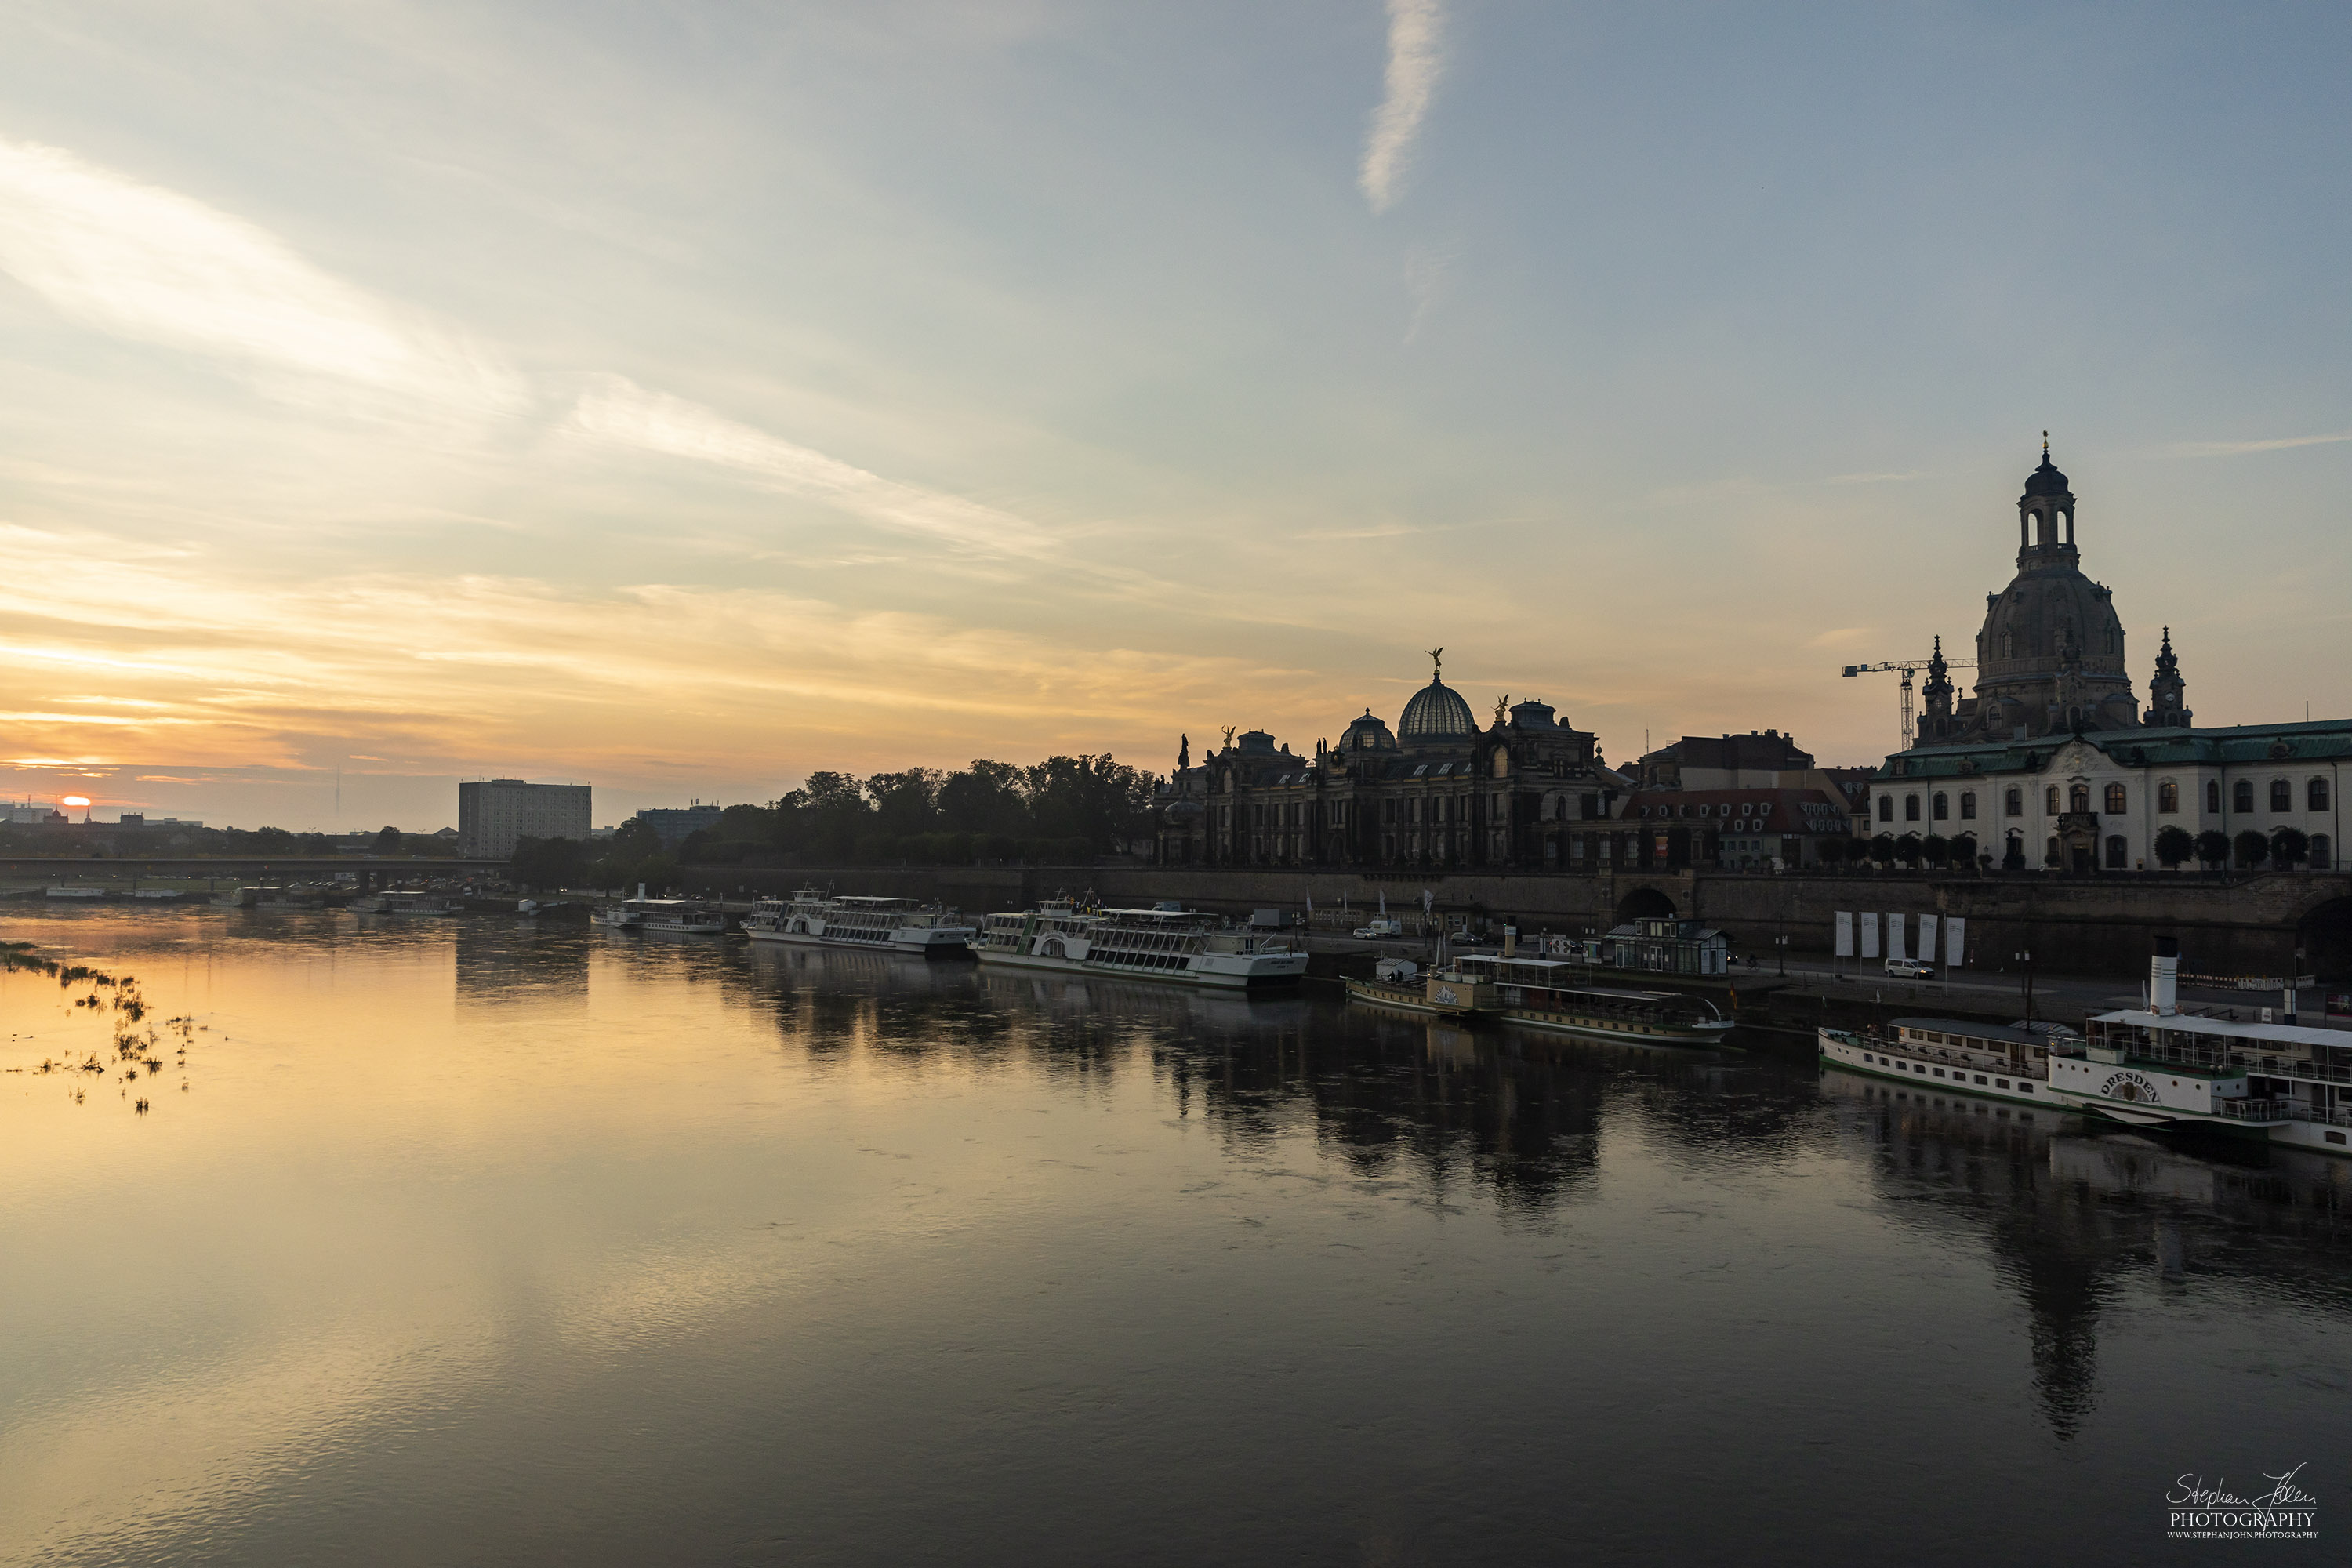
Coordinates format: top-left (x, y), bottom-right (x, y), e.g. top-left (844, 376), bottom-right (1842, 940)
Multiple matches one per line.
top-left (4, 908), bottom-right (2350, 1567)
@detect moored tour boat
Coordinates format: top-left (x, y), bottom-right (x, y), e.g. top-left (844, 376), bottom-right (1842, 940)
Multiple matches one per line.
top-left (1817, 1016), bottom-right (2069, 1109)
top-left (741, 889), bottom-right (975, 955)
top-left (1346, 952), bottom-right (1736, 1046)
top-left (593, 897), bottom-right (724, 934)
top-left (974, 900), bottom-right (1306, 989)
top-left (350, 890), bottom-right (463, 915)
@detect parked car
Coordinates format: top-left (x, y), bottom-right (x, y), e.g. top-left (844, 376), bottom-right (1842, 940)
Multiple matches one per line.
top-left (1884, 958), bottom-right (1936, 979)
top-left (1353, 919), bottom-right (1404, 938)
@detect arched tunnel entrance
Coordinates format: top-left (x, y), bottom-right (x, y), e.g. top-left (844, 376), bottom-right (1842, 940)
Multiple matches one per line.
top-left (1615, 886), bottom-right (1678, 924)
top-left (2298, 898), bottom-right (2352, 983)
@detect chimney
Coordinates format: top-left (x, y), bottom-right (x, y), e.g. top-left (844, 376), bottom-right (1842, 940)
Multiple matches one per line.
top-left (2150, 935), bottom-right (2178, 1017)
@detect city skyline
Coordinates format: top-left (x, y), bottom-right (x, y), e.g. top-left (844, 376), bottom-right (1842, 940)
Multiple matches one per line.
top-left (4, 2), bottom-right (2348, 831)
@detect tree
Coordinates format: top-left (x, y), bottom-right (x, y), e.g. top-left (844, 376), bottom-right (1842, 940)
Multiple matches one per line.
top-left (1894, 832), bottom-right (1923, 869)
top-left (1949, 832), bottom-right (1978, 871)
top-left (2002, 835), bottom-right (2026, 871)
top-left (866, 769), bottom-right (944, 838)
top-left (1813, 837), bottom-right (1845, 869)
top-left (2153, 825), bottom-right (2197, 869)
top-left (2233, 829), bottom-right (2269, 869)
top-left (936, 760), bottom-right (1031, 837)
top-left (1026, 754), bottom-right (1154, 850)
top-left (1867, 833), bottom-right (1896, 868)
top-left (2194, 829), bottom-right (2230, 869)
top-left (2270, 826), bottom-right (2310, 869)
top-left (376, 825), bottom-right (401, 854)
top-left (1921, 833), bottom-right (1951, 870)
top-left (608, 817), bottom-right (661, 859)
top-left (512, 835), bottom-right (585, 889)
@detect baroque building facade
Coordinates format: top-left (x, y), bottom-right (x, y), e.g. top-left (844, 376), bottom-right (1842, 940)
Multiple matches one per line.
top-left (1153, 654), bottom-right (1634, 869)
top-left (1878, 445), bottom-right (2347, 873)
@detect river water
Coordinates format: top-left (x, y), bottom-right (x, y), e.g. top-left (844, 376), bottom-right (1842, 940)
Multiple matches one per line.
top-left (2, 907), bottom-right (2345, 1566)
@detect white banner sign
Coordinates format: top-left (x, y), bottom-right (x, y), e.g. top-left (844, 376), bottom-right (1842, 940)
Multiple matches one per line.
top-left (1835, 911), bottom-right (1854, 958)
top-left (1946, 916), bottom-right (1966, 969)
top-left (1888, 914), bottom-right (1908, 963)
top-left (1918, 914), bottom-right (1938, 969)
top-left (1860, 913), bottom-right (1880, 959)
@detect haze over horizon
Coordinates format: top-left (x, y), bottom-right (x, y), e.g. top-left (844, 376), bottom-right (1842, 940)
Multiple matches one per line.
top-left (2, 2), bottom-right (2347, 832)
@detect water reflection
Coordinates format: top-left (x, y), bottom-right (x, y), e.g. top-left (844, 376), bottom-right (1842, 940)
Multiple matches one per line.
top-left (5, 908), bottom-right (2351, 1566)
top-left (1823, 1065), bottom-right (2352, 1438)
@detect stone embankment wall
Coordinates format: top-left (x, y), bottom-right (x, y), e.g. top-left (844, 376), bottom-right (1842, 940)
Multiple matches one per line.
top-left (682, 864), bottom-right (2352, 980)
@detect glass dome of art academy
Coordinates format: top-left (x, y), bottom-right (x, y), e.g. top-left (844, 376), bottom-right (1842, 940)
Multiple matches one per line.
top-left (1399, 648), bottom-right (1478, 751)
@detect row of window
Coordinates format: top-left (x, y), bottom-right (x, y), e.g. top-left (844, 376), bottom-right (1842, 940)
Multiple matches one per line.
top-left (1639, 801), bottom-right (1776, 821)
top-left (1880, 776), bottom-right (2335, 823)
top-left (1860, 1051), bottom-right (2036, 1093)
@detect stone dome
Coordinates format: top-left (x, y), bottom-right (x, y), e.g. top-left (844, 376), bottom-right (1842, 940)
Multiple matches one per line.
top-left (1399, 677), bottom-right (1476, 746)
top-left (1972, 554), bottom-right (2138, 736)
top-left (2023, 452), bottom-right (2070, 498)
top-left (1341, 708), bottom-right (1397, 752)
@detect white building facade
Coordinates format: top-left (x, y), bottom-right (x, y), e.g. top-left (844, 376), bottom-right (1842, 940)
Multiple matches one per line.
top-left (1876, 724), bottom-right (2345, 873)
top-left (459, 779), bottom-right (592, 859)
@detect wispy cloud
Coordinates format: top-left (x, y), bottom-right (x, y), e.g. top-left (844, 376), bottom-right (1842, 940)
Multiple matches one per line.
top-left (2176, 430), bottom-right (2352, 457)
top-left (566, 375), bottom-right (1056, 559)
top-left (0, 138), bottom-right (524, 419)
top-left (1359, 0), bottom-right (1446, 214)
top-left (1826, 470), bottom-right (1921, 485)
top-left (1806, 626), bottom-right (1875, 648)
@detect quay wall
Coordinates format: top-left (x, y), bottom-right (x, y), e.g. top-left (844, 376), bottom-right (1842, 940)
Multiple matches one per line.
top-left (684, 865), bottom-right (2352, 981)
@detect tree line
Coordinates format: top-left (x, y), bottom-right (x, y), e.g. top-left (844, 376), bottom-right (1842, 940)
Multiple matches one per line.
top-left (512, 754), bottom-right (1160, 891)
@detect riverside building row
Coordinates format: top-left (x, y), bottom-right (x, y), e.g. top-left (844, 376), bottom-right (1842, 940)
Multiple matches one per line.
top-left (1152, 445), bottom-right (2350, 875)
top-left (1151, 656), bottom-right (1864, 873)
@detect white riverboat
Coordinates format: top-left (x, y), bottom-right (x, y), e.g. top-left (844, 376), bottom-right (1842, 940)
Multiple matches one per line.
top-left (1817, 1016), bottom-right (2070, 1109)
top-left (351, 890), bottom-right (462, 915)
top-left (740, 889), bottom-right (975, 955)
top-left (593, 897), bottom-right (724, 935)
top-left (974, 900), bottom-right (1307, 989)
top-left (2045, 940), bottom-right (2352, 1158)
top-left (45, 885), bottom-right (107, 900)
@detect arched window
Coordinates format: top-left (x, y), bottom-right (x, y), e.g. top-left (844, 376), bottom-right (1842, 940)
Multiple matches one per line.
top-left (2314, 835), bottom-right (2333, 870)
top-left (2158, 780), bottom-right (2179, 814)
top-left (2206, 780), bottom-right (2220, 814)
top-left (2005, 787), bottom-right (2023, 816)
top-left (1959, 791), bottom-right (1977, 821)
top-left (1905, 795), bottom-right (1922, 822)
top-left (1932, 793), bottom-right (1948, 820)
top-left (2104, 835), bottom-right (2128, 869)
top-left (2104, 782), bottom-right (2127, 814)
top-left (2234, 780), bottom-right (2254, 813)
top-left (2310, 779), bottom-right (2330, 811)
top-left (2069, 784), bottom-right (2090, 814)
top-left (2270, 779), bottom-right (2292, 812)
top-left (1878, 796), bottom-right (1893, 822)
top-left (2045, 786), bottom-right (2061, 815)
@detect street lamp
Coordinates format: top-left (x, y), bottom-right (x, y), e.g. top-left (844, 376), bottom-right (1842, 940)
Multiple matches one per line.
top-left (1775, 933), bottom-right (1789, 977)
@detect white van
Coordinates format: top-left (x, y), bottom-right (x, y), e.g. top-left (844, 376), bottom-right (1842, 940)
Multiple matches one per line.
top-left (1884, 958), bottom-right (1936, 979)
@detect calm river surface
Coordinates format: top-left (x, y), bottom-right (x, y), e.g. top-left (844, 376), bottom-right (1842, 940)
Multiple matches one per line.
top-left (3, 907), bottom-right (2347, 1566)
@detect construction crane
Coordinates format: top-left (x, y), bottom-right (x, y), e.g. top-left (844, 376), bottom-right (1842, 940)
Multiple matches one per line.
top-left (1842, 648), bottom-right (1978, 751)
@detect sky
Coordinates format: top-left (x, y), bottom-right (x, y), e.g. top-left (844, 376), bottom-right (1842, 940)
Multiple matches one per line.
top-left (0, 1), bottom-right (2347, 832)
